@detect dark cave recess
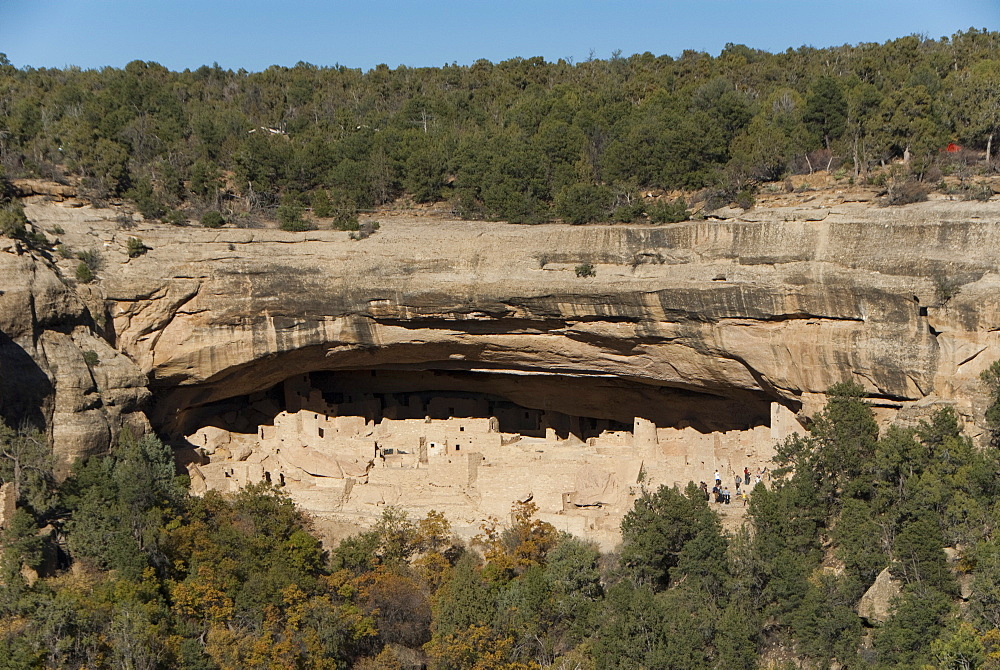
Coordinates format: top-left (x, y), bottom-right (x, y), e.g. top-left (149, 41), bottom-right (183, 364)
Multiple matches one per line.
top-left (169, 367), bottom-right (780, 440)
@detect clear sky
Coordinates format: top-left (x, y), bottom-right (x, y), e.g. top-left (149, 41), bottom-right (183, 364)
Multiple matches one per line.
top-left (2, 0), bottom-right (998, 73)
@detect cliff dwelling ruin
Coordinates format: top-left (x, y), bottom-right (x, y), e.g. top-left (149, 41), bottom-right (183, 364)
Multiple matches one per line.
top-left (18, 196), bottom-right (995, 548)
top-left (177, 367), bottom-right (801, 548)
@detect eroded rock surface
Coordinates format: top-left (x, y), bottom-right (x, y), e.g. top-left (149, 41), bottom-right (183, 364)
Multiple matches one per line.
top-left (25, 198), bottom-right (997, 429)
top-left (0, 232), bottom-right (149, 475)
top-left (858, 567), bottom-right (903, 624)
top-left (9, 196), bottom-right (1000, 535)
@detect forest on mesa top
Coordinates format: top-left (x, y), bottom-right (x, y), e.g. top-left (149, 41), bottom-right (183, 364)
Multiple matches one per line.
top-left (0, 30), bottom-right (999, 225)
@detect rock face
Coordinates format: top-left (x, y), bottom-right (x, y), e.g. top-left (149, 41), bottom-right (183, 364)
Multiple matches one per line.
top-left (45, 198), bottom-right (997, 431)
top-left (0, 233), bottom-right (149, 475)
top-left (11, 196), bottom-right (1000, 487)
top-left (857, 567), bottom-right (902, 624)
top-left (11, 179), bottom-right (77, 201)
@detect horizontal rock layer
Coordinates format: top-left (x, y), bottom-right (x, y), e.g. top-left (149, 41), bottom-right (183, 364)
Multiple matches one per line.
top-left (14, 198), bottom-right (1000, 456)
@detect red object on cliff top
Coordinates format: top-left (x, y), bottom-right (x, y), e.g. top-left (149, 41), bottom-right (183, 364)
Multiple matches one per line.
top-left (945, 143), bottom-right (963, 153)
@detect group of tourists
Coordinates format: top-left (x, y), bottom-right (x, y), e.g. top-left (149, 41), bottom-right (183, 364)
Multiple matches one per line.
top-left (699, 466), bottom-right (768, 506)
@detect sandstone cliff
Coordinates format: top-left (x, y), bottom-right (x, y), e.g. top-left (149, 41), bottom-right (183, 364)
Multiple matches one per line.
top-left (8, 196), bottom-right (1000, 466)
top-left (0, 231), bottom-right (149, 475)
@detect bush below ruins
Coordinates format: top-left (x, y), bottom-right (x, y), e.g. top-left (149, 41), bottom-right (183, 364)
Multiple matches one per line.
top-left (2, 384), bottom-right (1000, 667)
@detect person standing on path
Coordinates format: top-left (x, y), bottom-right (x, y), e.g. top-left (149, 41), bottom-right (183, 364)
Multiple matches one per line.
top-left (744, 467), bottom-right (750, 485)
top-left (715, 470), bottom-right (721, 486)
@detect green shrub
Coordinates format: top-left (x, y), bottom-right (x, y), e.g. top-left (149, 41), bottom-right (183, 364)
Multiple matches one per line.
top-left (981, 360), bottom-right (1000, 446)
top-left (332, 210), bottom-right (359, 231)
top-left (126, 237), bottom-right (148, 258)
top-left (125, 178), bottom-right (165, 220)
top-left (280, 217), bottom-right (313, 232)
top-left (612, 201), bottom-right (645, 223)
top-left (554, 183), bottom-right (613, 224)
top-left (51, 225), bottom-right (65, 235)
top-left (867, 171), bottom-right (889, 187)
top-left (75, 249), bottom-right (102, 282)
top-left (647, 198), bottom-right (689, 224)
top-left (311, 190), bottom-right (334, 218)
top-left (961, 183), bottom-right (993, 202)
top-left (328, 192), bottom-right (360, 231)
top-left (0, 204), bottom-right (28, 239)
top-left (979, 361), bottom-right (1000, 447)
top-left (734, 188), bottom-right (755, 210)
top-left (575, 263), bottom-right (596, 278)
top-left (277, 199), bottom-right (314, 231)
top-left (201, 210), bottom-right (225, 228)
top-left (0, 166), bottom-right (14, 203)
top-left (82, 350), bottom-right (100, 366)
top-left (75, 261), bottom-right (95, 283)
top-left (77, 248), bottom-right (102, 271)
top-left (162, 209), bottom-right (188, 226)
top-left (452, 189), bottom-right (484, 220)
top-left (56, 244), bottom-right (73, 259)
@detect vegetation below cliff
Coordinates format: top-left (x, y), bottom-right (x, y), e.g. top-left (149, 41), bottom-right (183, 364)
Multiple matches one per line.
top-left (1, 30), bottom-right (999, 228)
top-left (3, 384), bottom-right (1000, 669)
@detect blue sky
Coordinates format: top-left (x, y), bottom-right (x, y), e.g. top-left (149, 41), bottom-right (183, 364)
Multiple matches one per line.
top-left (2, 0), bottom-right (998, 72)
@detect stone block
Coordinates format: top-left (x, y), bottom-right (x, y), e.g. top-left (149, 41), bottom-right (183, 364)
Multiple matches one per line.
top-left (857, 568), bottom-right (901, 624)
